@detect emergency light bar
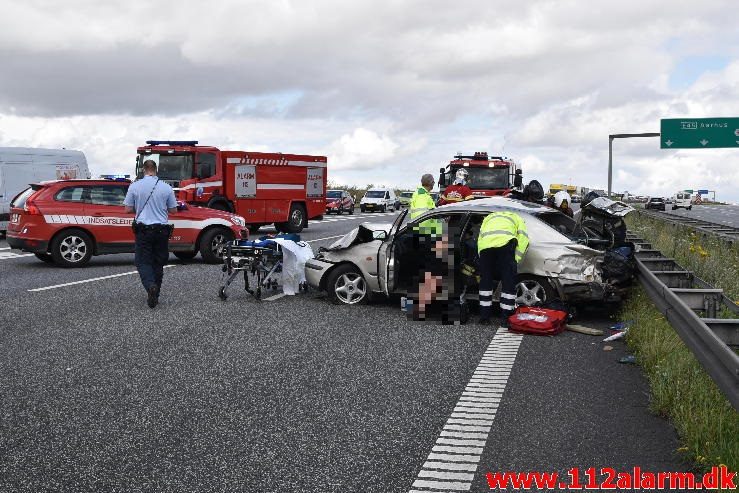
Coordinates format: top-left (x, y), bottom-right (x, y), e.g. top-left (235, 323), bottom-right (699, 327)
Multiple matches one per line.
top-left (145, 140), bottom-right (199, 146)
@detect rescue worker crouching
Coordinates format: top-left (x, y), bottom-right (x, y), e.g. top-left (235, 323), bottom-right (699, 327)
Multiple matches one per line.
top-left (438, 169), bottom-right (475, 205)
top-left (552, 190), bottom-right (574, 218)
top-left (124, 159), bottom-right (177, 308)
top-left (477, 211), bottom-right (529, 327)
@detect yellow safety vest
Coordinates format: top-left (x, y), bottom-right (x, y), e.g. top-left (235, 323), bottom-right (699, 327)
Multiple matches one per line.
top-left (478, 211), bottom-right (529, 262)
top-left (409, 186), bottom-right (440, 235)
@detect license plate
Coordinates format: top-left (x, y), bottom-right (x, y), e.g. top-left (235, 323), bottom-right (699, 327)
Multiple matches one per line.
top-left (10, 213), bottom-right (19, 223)
top-left (366, 204), bottom-right (374, 208)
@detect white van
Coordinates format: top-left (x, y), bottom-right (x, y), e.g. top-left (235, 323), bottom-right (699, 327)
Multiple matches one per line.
top-left (0, 147), bottom-right (90, 233)
top-left (671, 192), bottom-right (692, 211)
top-left (360, 188), bottom-right (397, 213)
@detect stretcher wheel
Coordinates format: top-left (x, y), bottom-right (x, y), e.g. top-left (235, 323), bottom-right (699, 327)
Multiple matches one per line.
top-left (218, 287), bottom-right (228, 300)
top-left (255, 288), bottom-right (262, 300)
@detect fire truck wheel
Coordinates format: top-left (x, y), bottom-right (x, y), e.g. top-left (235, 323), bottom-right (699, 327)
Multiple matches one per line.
top-left (50, 229), bottom-right (94, 267)
top-left (174, 251), bottom-right (198, 261)
top-left (248, 225), bottom-right (261, 234)
top-left (210, 201), bottom-right (232, 212)
top-left (200, 228), bottom-right (234, 264)
top-left (283, 204), bottom-right (306, 233)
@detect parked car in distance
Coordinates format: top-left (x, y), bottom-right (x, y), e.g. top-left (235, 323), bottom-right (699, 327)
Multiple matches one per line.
top-left (6, 179), bottom-right (247, 267)
top-left (570, 195), bottom-right (581, 203)
top-left (325, 189), bottom-right (355, 215)
top-left (398, 191), bottom-right (413, 208)
top-left (360, 188), bottom-right (397, 213)
top-left (305, 196), bottom-right (634, 306)
top-left (645, 197), bottom-right (666, 211)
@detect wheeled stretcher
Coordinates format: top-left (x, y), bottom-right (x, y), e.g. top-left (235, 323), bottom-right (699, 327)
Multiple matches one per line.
top-left (219, 238), bottom-right (285, 300)
top-left (218, 235), bottom-right (310, 300)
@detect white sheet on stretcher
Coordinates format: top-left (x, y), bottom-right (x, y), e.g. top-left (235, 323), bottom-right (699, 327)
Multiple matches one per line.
top-left (269, 238), bottom-right (314, 295)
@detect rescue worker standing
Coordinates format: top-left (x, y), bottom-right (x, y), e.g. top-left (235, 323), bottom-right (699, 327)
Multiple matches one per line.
top-left (438, 169), bottom-right (475, 205)
top-left (477, 211), bottom-right (529, 327)
top-left (409, 173), bottom-right (436, 221)
top-left (124, 159), bottom-right (177, 308)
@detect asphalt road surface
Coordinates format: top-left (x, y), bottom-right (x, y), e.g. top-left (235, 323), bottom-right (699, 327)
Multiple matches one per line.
top-left (1, 209), bottom-right (688, 492)
top-left (659, 203), bottom-right (739, 228)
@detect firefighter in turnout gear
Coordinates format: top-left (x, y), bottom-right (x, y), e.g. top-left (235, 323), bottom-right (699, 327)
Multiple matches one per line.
top-left (438, 168), bottom-right (474, 205)
top-left (477, 211), bottom-right (529, 327)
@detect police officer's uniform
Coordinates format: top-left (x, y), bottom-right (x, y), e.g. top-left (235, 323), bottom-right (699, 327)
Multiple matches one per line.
top-left (123, 175), bottom-right (177, 306)
top-left (477, 211), bottom-right (529, 324)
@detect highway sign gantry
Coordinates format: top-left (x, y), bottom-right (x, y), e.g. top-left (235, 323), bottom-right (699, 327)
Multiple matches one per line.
top-left (660, 117), bottom-right (739, 149)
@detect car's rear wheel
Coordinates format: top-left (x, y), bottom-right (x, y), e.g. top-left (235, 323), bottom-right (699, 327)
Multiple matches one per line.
top-left (50, 229), bottom-right (93, 267)
top-left (34, 253), bottom-right (54, 263)
top-left (327, 264), bottom-right (369, 305)
top-left (515, 275), bottom-right (555, 306)
top-left (200, 228), bottom-right (234, 264)
top-left (348, 205), bottom-right (354, 215)
top-left (174, 251), bottom-right (198, 261)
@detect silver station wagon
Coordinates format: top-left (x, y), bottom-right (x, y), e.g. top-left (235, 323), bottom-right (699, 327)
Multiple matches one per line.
top-left (305, 197), bottom-right (634, 306)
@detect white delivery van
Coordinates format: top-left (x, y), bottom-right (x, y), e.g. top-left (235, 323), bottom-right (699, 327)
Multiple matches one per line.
top-left (671, 192), bottom-right (692, 211)
top-left (0, 147), bottom-right (90, 233)
top-left (360, 188), bottom-right (397, 213)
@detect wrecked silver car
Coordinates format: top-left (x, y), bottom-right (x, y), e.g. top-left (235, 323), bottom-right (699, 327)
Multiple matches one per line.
top-left (304, 197), bottom-right (634, 305)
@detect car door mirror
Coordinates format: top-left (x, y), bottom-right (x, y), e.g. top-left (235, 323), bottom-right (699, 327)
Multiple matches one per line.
top-left (373, 230), bottom-right (387, 240)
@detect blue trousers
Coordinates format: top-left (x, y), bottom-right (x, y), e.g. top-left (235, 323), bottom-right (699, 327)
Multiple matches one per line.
top-left (134, 227), bottom-right (170, 291)
top-left (478, 240), bottom-right (517, 321)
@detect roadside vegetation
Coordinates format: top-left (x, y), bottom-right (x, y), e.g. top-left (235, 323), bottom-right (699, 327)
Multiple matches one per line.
top-left (620, 212), bottom-right (739, 474)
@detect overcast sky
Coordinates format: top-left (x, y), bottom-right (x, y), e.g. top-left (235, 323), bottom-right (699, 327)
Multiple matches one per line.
top-left (1, 0), bottom-right (738, 202)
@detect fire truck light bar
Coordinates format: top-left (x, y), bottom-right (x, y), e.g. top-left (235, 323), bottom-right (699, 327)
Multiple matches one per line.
top-left (145, 140), bottom-right (199, 146)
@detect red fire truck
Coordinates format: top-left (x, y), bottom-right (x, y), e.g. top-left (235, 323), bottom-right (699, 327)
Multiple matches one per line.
top-left (438, 151), bottom-right (522, 198)
top-left (135, 141), bottom-right (327, 233)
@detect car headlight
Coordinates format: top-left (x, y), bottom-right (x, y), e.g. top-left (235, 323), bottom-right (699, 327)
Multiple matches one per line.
top-left (230, 215), bottom-right (246, 227)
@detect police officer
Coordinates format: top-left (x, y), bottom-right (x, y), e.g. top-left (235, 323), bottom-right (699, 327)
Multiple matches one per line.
top-left (477, 211), bottom-right (529, 327)
top-left (124, 159), bottom-right (177, 308)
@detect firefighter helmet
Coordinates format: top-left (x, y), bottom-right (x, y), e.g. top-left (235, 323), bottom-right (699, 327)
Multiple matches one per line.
top-left (554, 190), bottom-right (570, 208)
top-left (455, 168), bottom-right (470, 183)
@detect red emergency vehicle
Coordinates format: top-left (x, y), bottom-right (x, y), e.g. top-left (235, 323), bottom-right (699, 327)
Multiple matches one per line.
top-left (135, 141), bottom-right (327, 233)
top-left (6, 179), bottom-right (247, 267)
top-left (438, 152), bottom-right (521, 198)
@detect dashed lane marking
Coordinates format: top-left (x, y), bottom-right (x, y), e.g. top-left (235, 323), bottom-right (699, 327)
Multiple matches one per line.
top-left (28, 265), bottom-right (177, 292)
top-left (409, 329), bottom-right (523, 492)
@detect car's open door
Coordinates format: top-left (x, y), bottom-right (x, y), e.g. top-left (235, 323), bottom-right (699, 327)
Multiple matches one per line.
top-left (377, 208), bottom-right (408, 296)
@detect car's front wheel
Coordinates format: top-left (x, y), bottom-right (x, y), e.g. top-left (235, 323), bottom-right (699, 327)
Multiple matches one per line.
top-left (327, 264), bottom-right (369, 305)
top-left (174, 251), bottom-right (198, 261)
top-left (200, 228), bottom-right (234, 264)
top-left (34, 253), bottom-right (54, 263)
top-left (50, 229), bottom-right (94, 267)
top-left (515, 275), bottom-right (555, 306)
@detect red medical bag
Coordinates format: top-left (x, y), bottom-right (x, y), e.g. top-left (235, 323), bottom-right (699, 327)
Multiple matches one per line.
top-left (507, 306), bottom-right (568, 336)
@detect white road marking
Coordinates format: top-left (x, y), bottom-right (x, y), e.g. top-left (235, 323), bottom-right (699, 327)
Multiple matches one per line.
top-left (263, 292), bottom-right (286, 302)
top-left (410, 329), bottom-right (523, 492)
top-left (28, 265), bottom-right (177, 292)
top-left (0, 246), bottom-right (11, 250)
top-left (0, 252), bottom-right (34, 260)
top-left (306, 235), bottom-right (345, 243)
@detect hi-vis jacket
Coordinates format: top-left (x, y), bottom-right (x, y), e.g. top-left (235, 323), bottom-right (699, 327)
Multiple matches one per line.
top-left (478, 211), bottom-right (529, 262)
top-left (409, 186), bottom-right (442, 235)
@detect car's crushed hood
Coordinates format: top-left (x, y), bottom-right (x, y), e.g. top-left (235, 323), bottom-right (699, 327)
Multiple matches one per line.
top-left (322, 223), bottom-right (392, 251)
top-left (582, 197), bottom-right (634, 218)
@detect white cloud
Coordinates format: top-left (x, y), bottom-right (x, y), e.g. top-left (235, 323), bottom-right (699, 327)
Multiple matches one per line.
top-left (0, 0), bottom-right (737, 201)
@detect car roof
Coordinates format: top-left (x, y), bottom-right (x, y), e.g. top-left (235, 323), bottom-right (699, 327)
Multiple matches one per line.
top-left (36, 179), bottom-right (131, 186)
top-left (436, 196), bottom-right (553, 215)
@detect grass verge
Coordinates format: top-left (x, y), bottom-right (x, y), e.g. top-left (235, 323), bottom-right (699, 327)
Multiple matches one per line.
top-left (619, 286), bottom-right (738, 473)
top-left (620, 212), bottom-right (738, 474)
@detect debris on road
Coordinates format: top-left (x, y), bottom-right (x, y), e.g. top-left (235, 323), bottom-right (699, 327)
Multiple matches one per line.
top-left (603, 329), bottom-right (629, 342)
top-left (619, 355), bottom-right (637, 364)
top-left (566, 324), bottom-right (604, 336)
top-left (603, 345), bottom-right (614, 351)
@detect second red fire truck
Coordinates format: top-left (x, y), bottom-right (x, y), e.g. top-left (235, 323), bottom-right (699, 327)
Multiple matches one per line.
top-left (136, 141), bottom-right (327, 233)
top-left (438, 151), bottom-right (522, 198)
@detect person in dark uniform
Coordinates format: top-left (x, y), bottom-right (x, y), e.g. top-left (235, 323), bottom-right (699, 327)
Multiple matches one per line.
top-left (124, 159), bottom-right (177, 308)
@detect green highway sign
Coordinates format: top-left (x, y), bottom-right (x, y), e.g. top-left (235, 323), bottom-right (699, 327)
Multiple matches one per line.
top-left (660, 117), bottom-right (739, 149)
